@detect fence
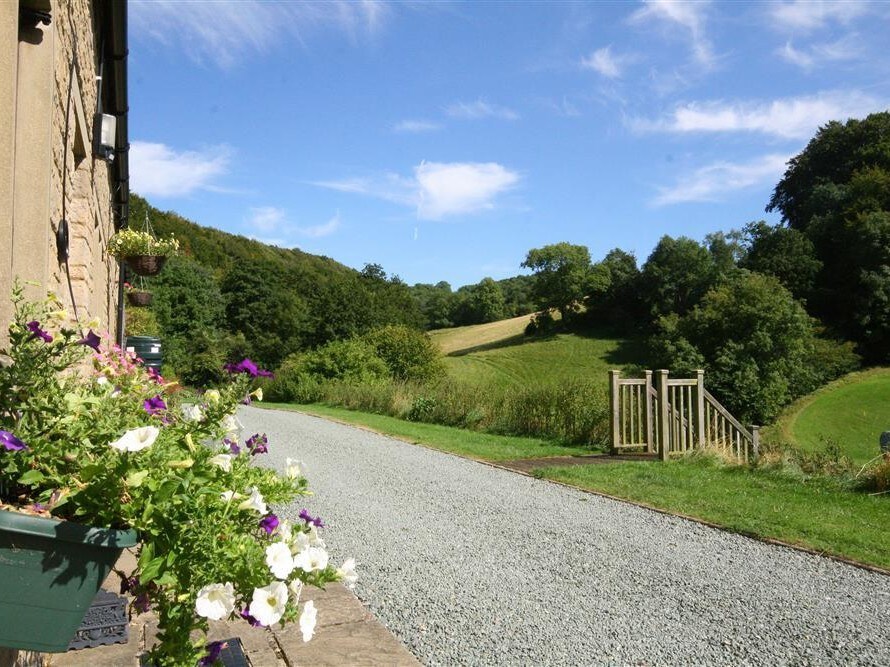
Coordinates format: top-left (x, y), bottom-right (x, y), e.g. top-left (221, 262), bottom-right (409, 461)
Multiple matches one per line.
top-left (609, 369), bottom-right (759, 462)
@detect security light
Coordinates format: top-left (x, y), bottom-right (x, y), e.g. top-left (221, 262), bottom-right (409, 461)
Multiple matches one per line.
top-left (93, 113), bottom-right (116, 162)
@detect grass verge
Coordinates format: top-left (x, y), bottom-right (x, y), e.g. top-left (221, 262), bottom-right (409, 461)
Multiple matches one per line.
top-left (537, 458), bottom-right (890, 570)
top-left (261, 402), bottom-right (593, 461)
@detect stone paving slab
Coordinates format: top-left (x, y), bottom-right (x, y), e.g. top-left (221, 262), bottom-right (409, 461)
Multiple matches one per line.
top-left (47, 551), bottom-right (418, 667)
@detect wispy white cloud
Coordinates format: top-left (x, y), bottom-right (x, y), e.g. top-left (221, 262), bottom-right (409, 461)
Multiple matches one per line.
top-left (770, 0), bottom-right (869, 32)
top-left (632, 90), bottom-right (884, 139)
top-left (129, 0), bottom-right (389, 68)
top-left (629, 0), bottom-right (714, 68)
top-left (297, 212), bottom-right (342, 238)
top-left (247, 206), bottom-right (286, 233)
top-left (130, 141), bottom-right (230, 197)
top-left (653, 153), bottom-right (790, 206)
top-left (313, 161), bottom-right (521, 220)
top-left (445, 99), bottom-right (520, 121)
top-left (777, 36), bottom-right (862, 69)
top-left (540, 96), bottom-right (582, 117)
top-left (393, 119), bottom-right (442, 133)
top-left (581, 46), bottom-right (626, 78)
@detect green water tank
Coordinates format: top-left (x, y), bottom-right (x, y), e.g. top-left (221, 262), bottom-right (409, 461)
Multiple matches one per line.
top-left (125, 335), bottom-right (162, 372)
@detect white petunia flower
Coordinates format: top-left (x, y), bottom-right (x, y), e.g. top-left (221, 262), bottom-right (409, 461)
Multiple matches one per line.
top-left (299, 600), bottom-right (317, 642)
top-left (251, 387), bottom-right (263, 401)
top-left (110, 426), bottom-right (159, 452)
top-left (291, 526), bottom-right (325, 554)
top-left (265, 542), bottom-right (296, 580)
top-left (195, 582), bottom-right (235, 620)
top-left (221, 414), bottom-right (242, 438)
top-left (289, 579), bottom-right (303, 602)
top-left (181, 404), bottom-right (204, 422)
top-left (204, 389), bottom-right (221, 404)
top-left (249, 581), bottom-right (288, 627)
top-left (277, 519), bottom-right (293, 542)
top-left (220, 490), bottom-right (241, 503)
top-left (96, 376), bottom-right (109, 386)
top-left (337, 558), bottom-right (358, 589)
top-left (238, 486), bottom-right (267, 514)
top-left (293, 546), bottom-right (329, 573)
top-left (208, 453), bottom-right (233, 472)
top-left (284, 458), bottom-right (304, 479)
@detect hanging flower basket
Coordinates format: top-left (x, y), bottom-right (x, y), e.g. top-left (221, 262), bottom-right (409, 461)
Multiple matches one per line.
top-left (125, 255), bottom-right (166, 277)
top-left (108, 229), bottom-right (179, 277)
top-left (0, 510), bottom-right (137, 653)
top-left (127, 290), bottom-right (154, 307)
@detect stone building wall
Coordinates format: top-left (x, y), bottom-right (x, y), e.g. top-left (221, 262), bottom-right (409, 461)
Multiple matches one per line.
top-left (0, 0), bottom-right (119, 346)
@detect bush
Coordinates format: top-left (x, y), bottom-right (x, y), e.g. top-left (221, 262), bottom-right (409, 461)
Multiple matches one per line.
top-left (362, 325), bottom-right (443, 381)
top-left (302, 338), bottom-right (389, 383)
top-left (124, 306), bottom-right (160, 337)
top-left (859, 455), bottom-right (890, 492)
top-left (264, 354), bottom-right (322, 404)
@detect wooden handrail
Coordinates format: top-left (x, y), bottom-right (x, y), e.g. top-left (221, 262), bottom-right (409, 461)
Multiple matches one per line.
top-left (702, 389), bottom-right (752, 440)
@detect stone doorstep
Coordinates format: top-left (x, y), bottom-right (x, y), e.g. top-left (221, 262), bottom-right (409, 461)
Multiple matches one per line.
top-left (47, 550), bottom-right (420, 667)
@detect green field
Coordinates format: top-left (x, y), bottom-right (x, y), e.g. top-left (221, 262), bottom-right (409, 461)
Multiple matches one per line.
top-left (769, 368), bottom-right (890, 465)
top-left (430, 319), bottom-right (645, 389)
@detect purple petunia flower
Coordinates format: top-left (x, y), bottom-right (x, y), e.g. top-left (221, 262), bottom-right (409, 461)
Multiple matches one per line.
top-left (240, 609), bottom-right (263, 627)
top-left (199, 640), bottom-right (227, 667)
top-left (147, 367), bottom-right (164, 384)
top-left (259, 514), bottom-right (279, 535)
top-left (298, 509), bottom-right (324, 528)
top-left (224, 358), bottom-right (273, 378)
top-left (120, 575), bottom-right (139, 595)
top-left (225, 438), bottom-right (241, 455)
top-left (76, 329), bottom-right (101, 352)
top-left (133, 592), bottom-right (151, 613)
top-left (143, 394), bottom-right (167, 416)
top-left (26, 320), bottom-right (52, 343)
top-left (245, 433), bottom-right (268, 456)
top-left (0, 430), bottom-right (28, 451)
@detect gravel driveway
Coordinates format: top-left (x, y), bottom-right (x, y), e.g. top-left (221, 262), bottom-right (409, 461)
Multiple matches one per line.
top-left (242, 405), bottom-right (890, 666)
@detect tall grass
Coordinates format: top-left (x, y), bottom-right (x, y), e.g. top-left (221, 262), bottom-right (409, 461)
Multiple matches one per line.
top-left (268, 374), bottom-right (610, 448)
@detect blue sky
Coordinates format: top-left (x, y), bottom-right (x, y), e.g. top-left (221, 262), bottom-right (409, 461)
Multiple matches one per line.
top-left (128, 0), bottom-right (890, 288)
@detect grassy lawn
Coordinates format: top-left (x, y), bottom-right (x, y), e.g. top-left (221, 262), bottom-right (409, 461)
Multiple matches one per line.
top-left (769, 367), bottom-right (890, 465)
top-left (441, 331), bottom-right (645, 389)
top-left (429, 314), bottom-right (535, 355)
top-left (261, 402), bottom-right (591, 461)
top-left (538, 459), bottom-right (890, 570)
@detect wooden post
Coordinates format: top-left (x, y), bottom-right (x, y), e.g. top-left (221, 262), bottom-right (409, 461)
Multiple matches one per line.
top-left (644, 370), bottom-right (654, 453)
top-left (695, 369), bottom-right (705, 450)
top-left (751, 425), bottom-right (760, 461)
top-left (609, 370), bottom-right (620, 452)
top-left (657, 369), bottom-right (670, 461)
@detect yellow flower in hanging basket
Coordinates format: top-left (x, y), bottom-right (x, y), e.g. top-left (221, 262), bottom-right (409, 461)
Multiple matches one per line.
top-left (107, 229), bottom-right (180, 258)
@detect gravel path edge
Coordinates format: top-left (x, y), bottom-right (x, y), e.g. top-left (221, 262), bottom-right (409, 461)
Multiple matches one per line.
top-left (256, 404), bottom-right (890, 578)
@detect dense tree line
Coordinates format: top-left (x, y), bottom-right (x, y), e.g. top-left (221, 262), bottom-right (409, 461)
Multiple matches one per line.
top-left (128, 195), bottom-right (425, 380)
top-left (518, 112), bottom-right (890, 422)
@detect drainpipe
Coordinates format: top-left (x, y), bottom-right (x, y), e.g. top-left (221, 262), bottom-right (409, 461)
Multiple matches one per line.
top-left (103, 0), bottom-right (128, 346)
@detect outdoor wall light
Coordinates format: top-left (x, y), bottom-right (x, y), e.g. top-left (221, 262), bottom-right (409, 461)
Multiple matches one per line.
top-left (93, 112), bottom-right (117, 162)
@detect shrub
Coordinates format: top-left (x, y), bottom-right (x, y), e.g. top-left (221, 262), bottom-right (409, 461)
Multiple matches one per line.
top-left (362, 325), bottom-right (443, 381)
top-left (302, 338), bottom-right (388, 383)
top-left (124, 306), bottom-right (160, 337)
top-left (264, 354), bottom-right (322, 404)
top-left (859, 455), bottom-right (890, 492)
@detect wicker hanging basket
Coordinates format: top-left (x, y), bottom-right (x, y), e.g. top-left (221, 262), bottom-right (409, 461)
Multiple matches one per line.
top-left (124, 255), bottom-right (166, 276)
top-left (127, 290), bottom-right (153, 307)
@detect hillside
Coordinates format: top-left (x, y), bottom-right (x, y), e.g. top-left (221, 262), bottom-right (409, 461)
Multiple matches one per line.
top-left (130, 194), bottom-right (354, 281)
top-left (430, 317), bottom-right (645, 388)
top-left (769, 367), bottom-right (890, 465)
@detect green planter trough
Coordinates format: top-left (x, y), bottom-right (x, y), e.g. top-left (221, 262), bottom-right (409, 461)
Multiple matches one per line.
top-left (0, 510), bottom-right (138, 653)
